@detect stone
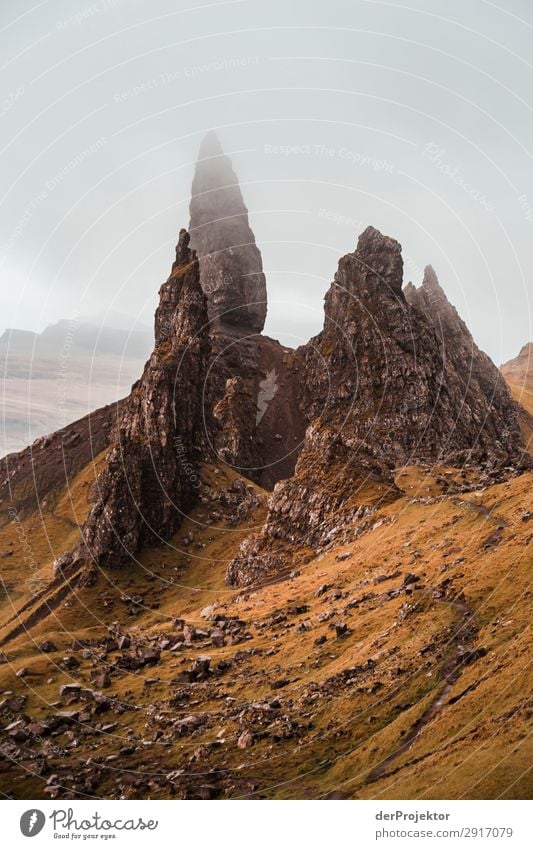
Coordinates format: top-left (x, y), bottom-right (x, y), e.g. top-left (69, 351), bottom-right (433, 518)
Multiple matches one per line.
top-left (91, 671), bottom-right (111, 689)
top-left (191, 656), bottom-right (211, 680)
top-left (0, 695), bottom-right (27, 713)
top-left (227, 228), bottom-right (527, 586)
top-left (402, 573), bottom-right (419, 587)
top-left (189, 131), bottom-right (267, 332)
top-left (59, 684), bottom-right (81, 704)
top-left (237, 730), bottom-right (254, 749)
top-left (139, 647), bottom-right (161, 666)
top-left (54, 229), bottom-right (210, 574)
top-left (210, 630), bottom-right (225, 648)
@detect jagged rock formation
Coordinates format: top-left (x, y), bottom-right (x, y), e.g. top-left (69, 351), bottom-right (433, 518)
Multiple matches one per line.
top-left (2, 145), bottom-right (533, 804)
top-left (205, 332), bottom-right (306, 489)
top-left (55, 230), bottom-right (210, 574)
top-left (189, 132), bottom-right (267, 332)
top-left (227, 227), bottom-right (526, 586)
top-left (10, 142), bottom-right (527, 594)
top-left (212, 375), bottom-right (259, 471)
top-left (404, 264), bottom-right (524, 456)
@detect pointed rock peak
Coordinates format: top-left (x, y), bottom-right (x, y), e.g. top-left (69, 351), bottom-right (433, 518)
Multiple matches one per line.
top-left (405, 264), bottom-right (441, 299)
top-left (174, 228), bottom-right (193, 267)
top-left (351, 225), bottom-right (404, 296)
top-left (404, 281), bottom-right (417, 299)
top-left (421, 264), bottom-right (444, 293)
top-left (192, 132), bottom-right (237, 194)
top-left (197, 130), bottom-right (224, 160)
top-left (189, 134), bottom-right (267, 332)
top-left (502, 341), bottom-right (533, 375)
top-left (55, 226), bottom-right (210, 577)
top-left (356, 225), bottom-right (398, 252)
top-left (405, 265), bottom-right (472, 344)
top-left (156, 228), bottom-right (204, 346)
top-left (518, 341), bottom-right (533, 359)
top-left (323, 226), bottom-right (405, 332)
top-left (405, 265), bottom-right (446, 305)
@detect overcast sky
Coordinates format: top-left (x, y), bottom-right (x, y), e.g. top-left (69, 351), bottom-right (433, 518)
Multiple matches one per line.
top-left (0, 0), bottom-right (532, 363)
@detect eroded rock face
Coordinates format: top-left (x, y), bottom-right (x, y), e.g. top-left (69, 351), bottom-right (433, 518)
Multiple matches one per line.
top-left (227, 227), bottom-right (526, 586)
top-left (47, 203), bottom-right (526, 592)
top-left (56, 230), bottom-right (210, 573)
top-left (189, 132), bottom-right (267, 332)
top-left (404, 264), bottom-right (523, 458)
top-left (204, 331), bottom-right (306, 489)
top-left (212, 375), bottom-right (259, 473)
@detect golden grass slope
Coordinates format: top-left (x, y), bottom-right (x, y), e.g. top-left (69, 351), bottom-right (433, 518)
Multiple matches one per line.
top-left (0, 457), bottom-right (531, 800)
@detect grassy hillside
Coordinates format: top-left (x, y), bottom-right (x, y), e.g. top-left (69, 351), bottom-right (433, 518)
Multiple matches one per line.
top-left (0, 457), bottom-right (530, 800)
top-left (502, 342), bottom-right (533, 452)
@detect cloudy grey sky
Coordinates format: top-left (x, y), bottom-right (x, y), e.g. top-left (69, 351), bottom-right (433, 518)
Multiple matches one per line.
top-left (0, 0), bottom-right (532, 363)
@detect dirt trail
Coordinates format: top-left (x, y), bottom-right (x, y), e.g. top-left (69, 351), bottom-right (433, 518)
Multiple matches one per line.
top-left (367, 597), bottom-right (476, 784)
top-left (453, 496), bottom-right (510, 549)
top-left (454, 496), bottom-right (509, 528)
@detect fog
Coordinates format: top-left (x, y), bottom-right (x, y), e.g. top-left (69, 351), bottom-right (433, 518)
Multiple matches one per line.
top-left (1, 0), bottom-right (532, 363)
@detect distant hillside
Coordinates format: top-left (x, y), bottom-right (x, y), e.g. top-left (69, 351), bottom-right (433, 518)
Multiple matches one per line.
top-left (501, 342), bottom-right (533, 452)
top-left (0, 320), bottom-right (152, 457)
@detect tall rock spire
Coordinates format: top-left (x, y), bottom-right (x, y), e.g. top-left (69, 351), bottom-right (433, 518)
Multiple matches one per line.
top-left (189, 131), bottom-right (267, 332)
top-left (55, 229), bottom-right (210, 576)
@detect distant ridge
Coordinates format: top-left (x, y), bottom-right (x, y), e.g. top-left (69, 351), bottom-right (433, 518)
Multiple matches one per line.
top-left (1, 319), bottom-right (151, 457)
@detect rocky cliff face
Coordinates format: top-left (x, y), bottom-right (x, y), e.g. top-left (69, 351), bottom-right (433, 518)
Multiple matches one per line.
top-left (205, 331), bottom-right (306, 490)
top-left (55, 230), bottom-right (210, 575)
top-left (404, 264), bottom-right (523, 457)
top-left (44, 144), bottom-right (527, 592)
top-left (189, 132), bottom-right (267, 332)
top-left (227, 227), bottom-right (526, 586)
